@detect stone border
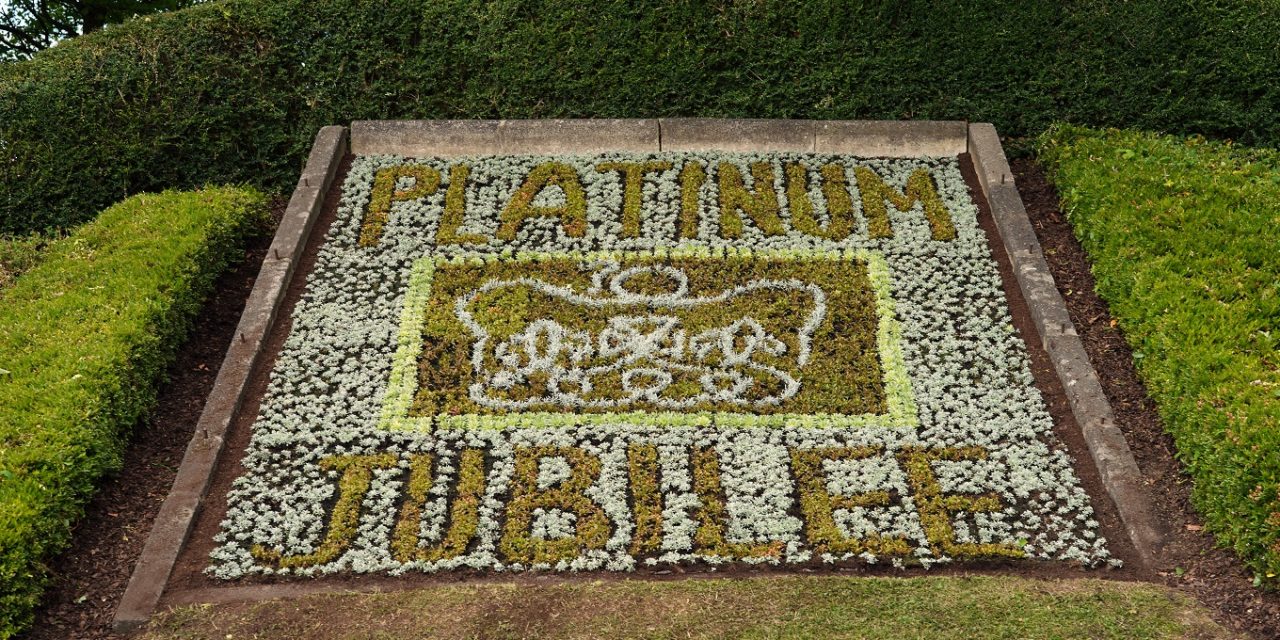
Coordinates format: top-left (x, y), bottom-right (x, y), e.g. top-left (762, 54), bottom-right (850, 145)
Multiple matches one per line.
top-left (350, 119), bottom-right (660, 157)
top-left (967, 123), bottom-right (1165, 569)
top-left (112, 126), bottom-right (349, 633)
top-left (349, 118), bottom-right (969, 157)
top-left (114, 119), bottom-right (1162, 630)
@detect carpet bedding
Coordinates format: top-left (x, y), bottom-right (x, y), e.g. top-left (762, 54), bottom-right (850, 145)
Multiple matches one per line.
top-left (209, 152), bottom-right (1114, 578)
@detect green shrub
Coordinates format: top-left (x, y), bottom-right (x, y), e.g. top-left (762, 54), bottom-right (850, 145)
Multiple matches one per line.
top-left (0, 186), bottom-right (268, 638)
top-left (2, 0), bottom-right (1279, 234)
top-left (0, 233), bottom-right (48, 289)
top-left (1037, 125), bottom-right (1280, 587)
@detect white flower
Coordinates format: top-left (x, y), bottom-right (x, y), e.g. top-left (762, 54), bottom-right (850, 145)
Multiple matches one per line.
top-left (209, 151), bottom-right (1112, 578)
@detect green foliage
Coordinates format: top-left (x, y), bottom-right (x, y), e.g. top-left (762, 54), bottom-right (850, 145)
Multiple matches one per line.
top-left (0, 232), bottom-right (49, 289)
top-left (0, 186), bottom-right (267, 638)
top-left (3, 0), bottom-right (1280, 234)
top-left (1037, 125), bottom-right (1280, 587)
top-left (412, 254), bottom-right (884, 417)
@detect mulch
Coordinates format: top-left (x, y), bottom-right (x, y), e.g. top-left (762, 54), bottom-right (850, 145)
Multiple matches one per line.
top-left (20, 159), bottom-right (1280, 639)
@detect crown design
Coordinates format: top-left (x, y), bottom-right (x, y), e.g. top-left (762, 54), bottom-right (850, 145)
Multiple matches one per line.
top-left (453, 263), bottom-right (828, 411)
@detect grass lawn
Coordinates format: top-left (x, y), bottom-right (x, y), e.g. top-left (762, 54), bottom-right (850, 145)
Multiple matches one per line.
top-left (141, 575), bottom-right (1232, 640)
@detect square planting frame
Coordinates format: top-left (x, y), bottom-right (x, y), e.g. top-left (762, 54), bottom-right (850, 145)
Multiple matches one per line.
top-left (113, 120), bottom-right (1164, 633)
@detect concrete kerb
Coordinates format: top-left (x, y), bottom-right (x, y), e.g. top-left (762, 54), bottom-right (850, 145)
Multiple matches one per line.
top-left (350, 119), bottom-right (659, 157)
top-left (967, 122), bottom-right (1166, 569)
top-left (658, 118), bottom-right (814, 152)
top-left (348, 118), bottom-right (969, 157)
top-left (351, 119), bottom-right (502, 157)
top-left (111, 125), bottom-right (349, 634)
top-left (815, 120), bottom-right (967, 156)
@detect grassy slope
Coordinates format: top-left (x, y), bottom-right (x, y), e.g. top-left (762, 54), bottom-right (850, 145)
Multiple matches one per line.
top-left (1038, 126), bottom-right (1280, 585)
top-left (0, 188), bottom-right (268, 638)
top-left (142, 576), bottom-right (1232, 640)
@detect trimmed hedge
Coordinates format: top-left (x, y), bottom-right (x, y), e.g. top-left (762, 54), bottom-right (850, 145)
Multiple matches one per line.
top-left (1038, 126), bottom-right (1280, 586)
top-left (0, 187), bottom-right (268, 638)
top-left (2, 0), bottom-right (1280, 234)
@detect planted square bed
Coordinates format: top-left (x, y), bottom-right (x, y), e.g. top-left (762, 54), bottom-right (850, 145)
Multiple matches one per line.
top-left (210, 152), bottom-right (1114, 578)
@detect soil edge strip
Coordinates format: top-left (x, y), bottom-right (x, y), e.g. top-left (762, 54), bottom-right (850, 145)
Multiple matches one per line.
top-left (967, 122), bottom-right (1166, 569)
top-left (110, 125), bottom-right (350, 633)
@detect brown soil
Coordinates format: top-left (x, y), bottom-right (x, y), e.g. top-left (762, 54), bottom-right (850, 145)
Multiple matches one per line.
top-left (23, 153), bottom-right (1280, 639)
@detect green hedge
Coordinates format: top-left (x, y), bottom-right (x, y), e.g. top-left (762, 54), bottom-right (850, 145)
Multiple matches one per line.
top-left (2, 0), bottom-right (1279, 234)
top-left (0, 187), bottom-right (267, 638)
top-left (1037, 126), bottom-right (1280, 587)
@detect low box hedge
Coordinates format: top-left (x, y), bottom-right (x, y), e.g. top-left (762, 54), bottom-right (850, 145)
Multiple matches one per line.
top-left (0, 186), bottom-right (268, 638)
top-left (1038, 125), bottom-right (1280, 587)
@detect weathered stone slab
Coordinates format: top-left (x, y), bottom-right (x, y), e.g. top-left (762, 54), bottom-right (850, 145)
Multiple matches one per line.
top-left (815, 120), bottom-right (967, 157)
top-left (499, 119), bottom-right (659, 154)
top-left (968, 122), bottom-right (1166, 569)
top-left (351, 119), bottom-right (661, 157)
top-left (659, 118), bottom-right (815, 152)
top-left (350, 120), bottom-right (503, 157)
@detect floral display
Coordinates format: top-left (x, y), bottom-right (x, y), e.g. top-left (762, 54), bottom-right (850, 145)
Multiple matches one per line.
top-left (210, 152), bottom-right (1115, 579)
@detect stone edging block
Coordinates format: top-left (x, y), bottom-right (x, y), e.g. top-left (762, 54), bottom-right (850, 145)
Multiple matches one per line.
top-left (658, 118), bottom-right (814, 152)
top-left (967, 122), bottom-right (1166, 569)
top-left (111, 125), bottom-right (349, 633)
top-left (351, 119), bottom-right (659, 157)
top-left (500, 119), bottom-right (658, 154)
top-left (816, 120), bottom-right (968, 157)
top-left (349, 118), bottom-right (969, 157)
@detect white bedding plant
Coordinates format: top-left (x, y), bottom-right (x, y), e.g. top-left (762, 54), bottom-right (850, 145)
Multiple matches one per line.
top-left (207, 151), bottom-right (1116, 580)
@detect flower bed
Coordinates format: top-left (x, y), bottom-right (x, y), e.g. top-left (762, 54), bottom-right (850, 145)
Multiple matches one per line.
top-left (210, 153), bottom-right (1113, 578)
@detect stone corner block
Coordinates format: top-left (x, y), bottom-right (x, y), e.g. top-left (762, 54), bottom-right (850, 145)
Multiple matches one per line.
top-left (966, 123), bottom-right (1013, 191)
top-left (300, 126), bottom-right (348, 180)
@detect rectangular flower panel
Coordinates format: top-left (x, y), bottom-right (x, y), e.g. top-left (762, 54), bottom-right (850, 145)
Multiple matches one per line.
top-left (380, 249), bottom-right (915, 430)
top-left (210, 152), bottom-right (1116, 580)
